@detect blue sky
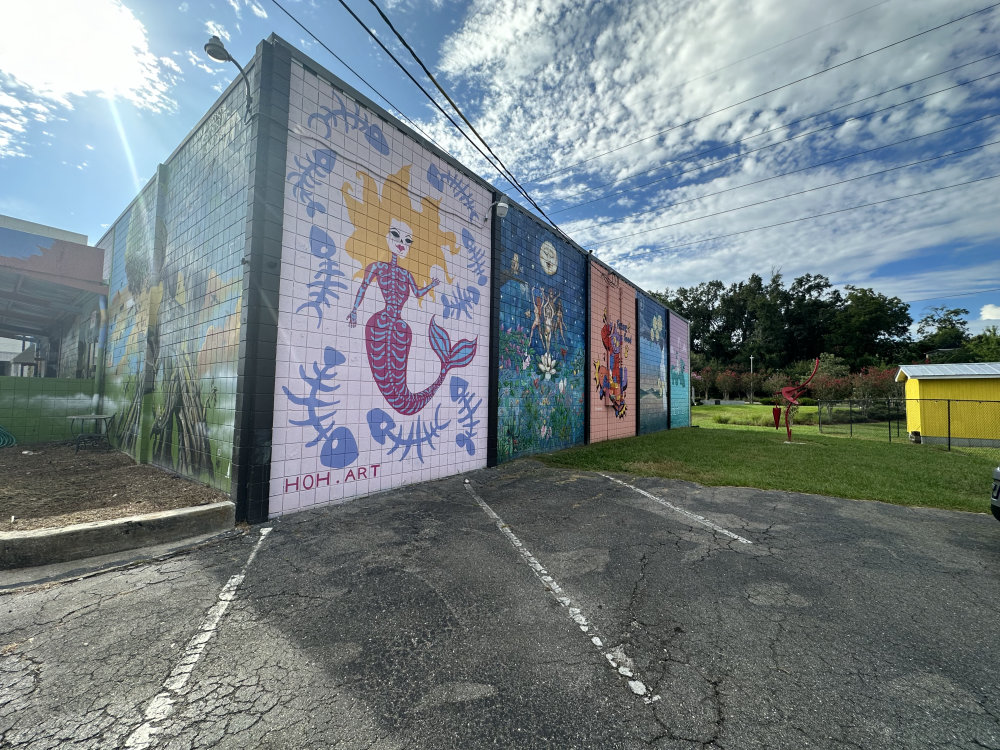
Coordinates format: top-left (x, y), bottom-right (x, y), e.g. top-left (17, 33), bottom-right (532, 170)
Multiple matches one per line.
top-left (1, 0), bottom-right (999, 335)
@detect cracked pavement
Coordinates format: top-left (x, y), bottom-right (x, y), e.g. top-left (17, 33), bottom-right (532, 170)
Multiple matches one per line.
top-left (2, 459), bottom-right (999, 748)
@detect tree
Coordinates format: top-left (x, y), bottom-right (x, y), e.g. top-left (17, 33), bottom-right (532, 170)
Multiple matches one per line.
top-left (913, 306), bottom-right (970, 361)
top-left (654, 281), bottom-right (725, 356)
top-left (827, 286), bottom-right (912, 369)
top-left (715, 369), bottom-right (743, 401)
top-left (783, 274), bottom-right (841, 363)
top-left (962, 325), bottom-right (1000, 362)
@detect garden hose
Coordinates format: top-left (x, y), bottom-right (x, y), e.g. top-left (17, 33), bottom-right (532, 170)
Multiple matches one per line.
top-left (0, 424), bottom-right (16, 448)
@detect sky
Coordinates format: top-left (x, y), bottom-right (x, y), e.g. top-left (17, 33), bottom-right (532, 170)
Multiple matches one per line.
top-left (1, 0), bottom-right (999, 337)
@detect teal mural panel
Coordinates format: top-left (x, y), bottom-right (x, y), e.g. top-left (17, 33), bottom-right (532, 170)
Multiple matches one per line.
top-left (668, 311), bottom-right (691, 427)
top-left (638, 294), bottom-right (668, 434)
top-left (496, 206), bottom-right (587, 461)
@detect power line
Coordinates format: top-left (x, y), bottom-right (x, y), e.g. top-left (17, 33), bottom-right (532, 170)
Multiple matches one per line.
top-left (364, 0), bottom-right (560, 229)
top-left (588, 172), bottom-right (1000, 252)
top-left (276, 0), bottom-right (538, 214)
top-left (533, 1), bottom-right (1000, 183)
top-left (574, 112), bottom-right (1000, 232)
top-left (551, 53), bottom-right (1000, 209)
top-left (553, 69), bottom-right (1000, 215)
top-left (670, 1), bottom-right (891, 92)
top-left (905, 288), bottom-right (1000, 303)
top-left (269, 0), bottom-right (442, 150)
top-left (583, 139), bottom-right (1000, 239)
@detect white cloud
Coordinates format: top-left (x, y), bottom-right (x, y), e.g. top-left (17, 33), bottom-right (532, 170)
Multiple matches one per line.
top-left (206, 21), bottom-right (231, 41)
top-left (0, 0), bottom-right (176, 157)
top-left (178, 2), bottom-right (189, 11)
top-left (249, 1), bottom-right (268, 18)
top-left (419, 0), bottom-right (1000, 305)
top-left (982, 305), bottom-right (1000, 320)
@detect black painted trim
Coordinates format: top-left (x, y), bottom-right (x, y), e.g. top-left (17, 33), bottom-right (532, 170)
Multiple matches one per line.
top-left (232, 38), bottom-right (292, 523)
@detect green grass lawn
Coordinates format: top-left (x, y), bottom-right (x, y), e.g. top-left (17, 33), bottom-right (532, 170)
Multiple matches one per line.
top-left (536, 421), bottom-right (997, 514)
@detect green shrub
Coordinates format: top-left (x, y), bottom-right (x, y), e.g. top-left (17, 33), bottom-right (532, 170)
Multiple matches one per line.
top-left (797, 397), bottom-right (818, 407)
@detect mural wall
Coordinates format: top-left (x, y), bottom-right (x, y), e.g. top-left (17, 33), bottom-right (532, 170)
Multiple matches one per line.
top-left (270, 62), bottom-right (492, 515)
top-left (589, 263), bottom-right (636, 443)
top-left (637, 294), bottom-right (669, 434)
top-left (669, 311), bottom-right (691, 427)
top-left (496, 207), bottom-right (587, 462)
top-left (100, 86), bottom-right (249, 489)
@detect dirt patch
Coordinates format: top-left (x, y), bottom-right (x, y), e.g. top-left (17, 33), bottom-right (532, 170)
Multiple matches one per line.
top-left (0, 442), bottom-right (229, 532)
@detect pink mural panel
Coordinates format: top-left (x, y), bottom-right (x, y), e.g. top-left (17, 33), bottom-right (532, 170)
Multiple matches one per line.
top-left (270, 62), bottom-right (491, 516)
top-left (589, 261), bottom-right (637, 444)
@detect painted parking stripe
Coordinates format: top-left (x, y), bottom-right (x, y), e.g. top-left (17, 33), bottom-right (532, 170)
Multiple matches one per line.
top-left (124, 527), bottom-right (273, 748)
top-left (465, 481), bottom-right (660, 704)
top-left (599, 474), bottom-right (753, 545)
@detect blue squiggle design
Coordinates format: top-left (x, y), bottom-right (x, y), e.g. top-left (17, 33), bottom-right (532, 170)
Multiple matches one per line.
top-left (283, 347), bottom-right (359, 469)
top-left (427, 164), bottom-right (480, 222)
top-left (287, 148), bottom-right (337, 217)
top-left (367, 405), bottom-right (451, 463)
top-left (308, 94), bottom-right (390, 155)
top-left (450, 377), bottom-right (481, 456)
top-left (296, 226), bottom-right (349, 325)
top-left (461, 228), bottom-right (488, 286)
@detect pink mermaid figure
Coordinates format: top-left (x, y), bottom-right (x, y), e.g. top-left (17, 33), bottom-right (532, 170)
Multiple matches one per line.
top-left (347, 218), bottom-right (477, 416)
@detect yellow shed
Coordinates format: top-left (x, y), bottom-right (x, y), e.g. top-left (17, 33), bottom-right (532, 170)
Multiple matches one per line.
top-left (895, 362), bottom-right (1000, 447)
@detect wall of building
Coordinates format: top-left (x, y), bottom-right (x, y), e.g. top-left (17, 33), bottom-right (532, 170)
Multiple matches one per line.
top-left (495, 206), bottom-right (587, 461)
top-left (589, 263), bottom-right (637, 443)
top-left (99, 82), bottom-right (250, 491)
top-left (268, 61), bottom-right (492, 516)
top-left (637, 293), bottom-right (668, 434)
top-left (0, 376), bottom-right (95, 444)
top-left (905, 377), bottom-right (1000, 444)
top-left (668, 311), bottom-right (691, 428)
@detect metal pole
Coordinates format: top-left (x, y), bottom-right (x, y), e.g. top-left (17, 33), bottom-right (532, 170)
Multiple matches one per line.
top-left (887, 399), bottom-right (891, 443)
top-left (947, 400), bottom-right (951, 451)
top-left (849, 399), bottom-right (853, 437)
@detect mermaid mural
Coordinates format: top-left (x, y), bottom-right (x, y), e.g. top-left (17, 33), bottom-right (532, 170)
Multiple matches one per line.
top-left (343, 166), bottom-right (477, 415)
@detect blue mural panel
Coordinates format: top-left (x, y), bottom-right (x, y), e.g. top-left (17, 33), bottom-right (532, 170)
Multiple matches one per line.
top-left (638, 294), bottom-right (669, 434)
top-left (496, 207), bottom-right (587, 461)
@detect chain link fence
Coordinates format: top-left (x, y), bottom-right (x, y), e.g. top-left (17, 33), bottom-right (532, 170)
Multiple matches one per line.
top-left (816, 399), bottom-right (1000, 451)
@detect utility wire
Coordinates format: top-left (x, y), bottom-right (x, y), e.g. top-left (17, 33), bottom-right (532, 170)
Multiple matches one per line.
top-left (553, 69), bottom-right (1000, 214)
top-left (671, 0), bottom-right (890, 92)
top-left (906, 288), bottom-right (1000, 303)
top-left (533, 1), bottom-right (1000, 183)
top-left (588, 173), bottom-right (1000, 252)
top-left (582, 139), bottom-right (1000, 239)
top-left (551, 53), bottom-right (1000, 208)
top-left (277, 0), bottom-right (536, 212)
top-left (269, 0), bottom-right (443, 150)
top-left (364, 0), bottom-right (559, 228)
top-left (575, 112), bottom-right (1000, 231)
top-left (329, 0), bottom-right (547, 218)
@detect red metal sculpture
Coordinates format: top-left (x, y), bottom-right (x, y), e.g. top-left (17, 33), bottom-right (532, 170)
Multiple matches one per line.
top-left (778, 358), bottom-right (819, 441)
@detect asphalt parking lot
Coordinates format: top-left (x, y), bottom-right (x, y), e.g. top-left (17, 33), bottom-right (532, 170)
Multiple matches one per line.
top-left (2, 459), bottom-right (999, 749)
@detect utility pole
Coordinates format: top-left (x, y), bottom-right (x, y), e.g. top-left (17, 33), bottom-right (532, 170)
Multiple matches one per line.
top-left (749, 355), bottom-right (754, 404)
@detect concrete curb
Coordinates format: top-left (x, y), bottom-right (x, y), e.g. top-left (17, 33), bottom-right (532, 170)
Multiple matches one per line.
top-left (0, 501), bottom-right (236, 570)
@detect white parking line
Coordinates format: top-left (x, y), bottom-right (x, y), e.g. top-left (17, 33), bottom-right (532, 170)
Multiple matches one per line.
top-left (124, 527), bottom-right (273, 748)
top-left (600, 474), bottom-right (753, 545)
top-left (464, 481), bottom-right (660, 704)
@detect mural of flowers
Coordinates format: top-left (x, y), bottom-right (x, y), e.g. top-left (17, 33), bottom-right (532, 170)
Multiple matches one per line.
top-left (538, 352), bottom-right (557, 380)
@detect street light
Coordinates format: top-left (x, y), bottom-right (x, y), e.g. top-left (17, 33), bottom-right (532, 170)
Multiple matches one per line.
top-left (204, 35), bottom-right (253, 120)
top-left (749, 354), bottom-right (754, 404)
